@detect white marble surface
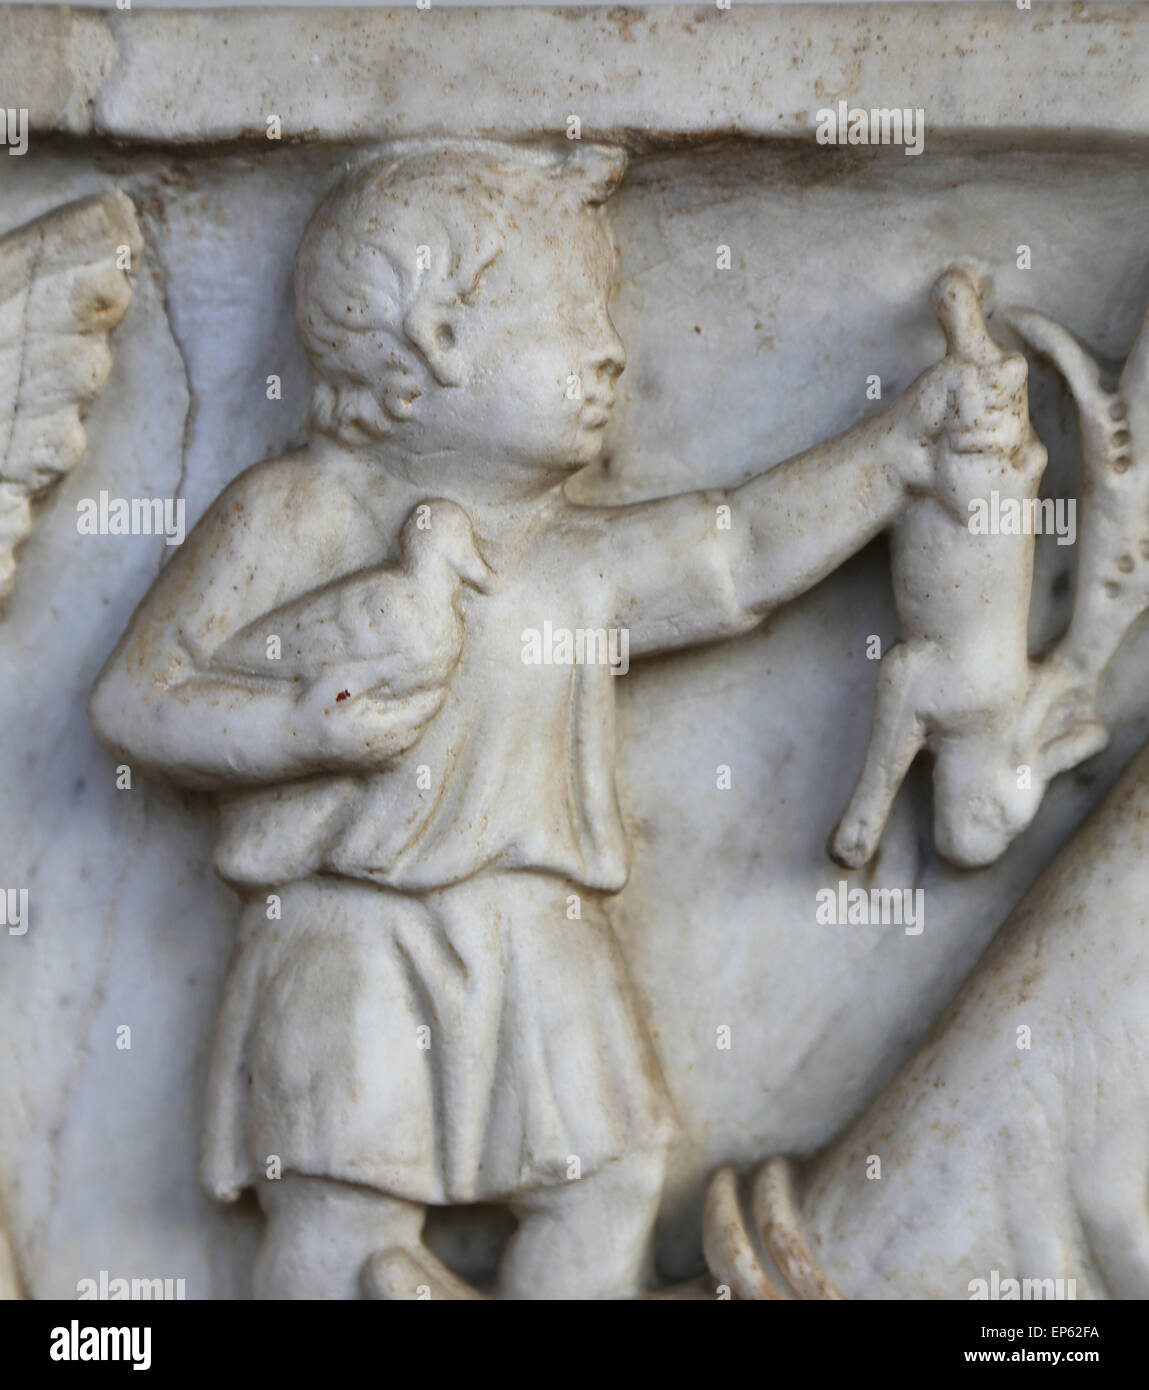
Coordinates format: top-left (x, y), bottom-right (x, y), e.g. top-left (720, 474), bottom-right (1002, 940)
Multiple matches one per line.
top-left (2, 5), bottom-right (1149, 1297)
top-left (5, 5), bottom-right (1149, 145)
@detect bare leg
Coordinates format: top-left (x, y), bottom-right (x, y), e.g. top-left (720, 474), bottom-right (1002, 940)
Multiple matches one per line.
top-left (830, 642), bottom-right (930, 868)
top-left (496, 1147), bottom-right (669, 1300)
top-left (254, 1175), bottom-right (425, 1300)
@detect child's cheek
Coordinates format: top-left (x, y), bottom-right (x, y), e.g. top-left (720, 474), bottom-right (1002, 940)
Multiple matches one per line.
top-left (535, 339), bottom-right (583, 428)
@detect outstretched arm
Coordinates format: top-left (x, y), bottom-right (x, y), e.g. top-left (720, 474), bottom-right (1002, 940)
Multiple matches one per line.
top-left (726, 406), bottom-right (926, 614)
top-left (579, 272), bottom-right (1026, 657)
top-left (572, 395), bottom-right (932, 657)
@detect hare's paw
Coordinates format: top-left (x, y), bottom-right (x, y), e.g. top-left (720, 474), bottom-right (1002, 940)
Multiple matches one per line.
top-left (828, 814), bottom-right (881, 869)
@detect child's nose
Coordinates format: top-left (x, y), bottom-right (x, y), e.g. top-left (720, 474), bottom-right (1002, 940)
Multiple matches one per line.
top-left (590, 331), bottom-right (626, 379)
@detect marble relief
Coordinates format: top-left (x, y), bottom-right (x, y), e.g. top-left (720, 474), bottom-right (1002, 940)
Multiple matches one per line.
top-left (1, 4), bottom-right (1148, 1305)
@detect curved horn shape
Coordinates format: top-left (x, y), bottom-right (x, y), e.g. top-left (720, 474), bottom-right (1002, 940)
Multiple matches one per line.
top-left (994, 306), bottom-right (1109, 416)
top-left (993, 306), bottom-right (1114, 477)
top-left (1118, 300), bottom-right (1149, 442)
top-left (751, 1157), bottom-right (843, 1300)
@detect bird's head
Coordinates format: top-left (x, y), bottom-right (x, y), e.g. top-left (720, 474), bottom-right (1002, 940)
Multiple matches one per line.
top-left (399, 499), bottom-right (494, 592)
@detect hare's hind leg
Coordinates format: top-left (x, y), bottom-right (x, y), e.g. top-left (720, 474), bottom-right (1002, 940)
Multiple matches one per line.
top-left (830, 642), bottom-right (930, 869)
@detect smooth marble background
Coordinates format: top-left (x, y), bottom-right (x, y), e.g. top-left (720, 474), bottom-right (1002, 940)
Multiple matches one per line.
top-left (3, 137), bottom-right (1149, 1292)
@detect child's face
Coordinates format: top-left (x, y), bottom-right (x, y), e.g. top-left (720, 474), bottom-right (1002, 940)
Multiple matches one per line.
top-left (420, 202), bottom-right (626, 474)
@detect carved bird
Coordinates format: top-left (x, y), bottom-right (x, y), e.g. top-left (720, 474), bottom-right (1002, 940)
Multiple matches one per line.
top-left (210, 496), bottom-right (495, 700)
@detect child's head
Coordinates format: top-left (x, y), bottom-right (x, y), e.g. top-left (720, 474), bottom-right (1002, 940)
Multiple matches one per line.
top-left (295, 140), bottom-right (627, 473)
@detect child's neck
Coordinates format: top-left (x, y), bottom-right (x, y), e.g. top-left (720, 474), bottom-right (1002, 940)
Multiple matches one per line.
top-left (312, 435), bottom-right (570, 520)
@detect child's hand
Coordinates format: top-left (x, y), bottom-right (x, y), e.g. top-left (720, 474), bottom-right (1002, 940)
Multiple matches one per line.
top-left (893, 268), bottom-right (1034, 492)
top-left (931, 268), bottom-right (1031, 458)
top-left (294, 674), bottom-right (446, 769)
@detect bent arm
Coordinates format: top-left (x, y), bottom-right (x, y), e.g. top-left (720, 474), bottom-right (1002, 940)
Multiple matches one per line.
top-left (212, 564), bottom-right (455, 694)
top-left (91, 654), bottom-right (310, 790)
top-left (89, 473), bottom-right (437, 788)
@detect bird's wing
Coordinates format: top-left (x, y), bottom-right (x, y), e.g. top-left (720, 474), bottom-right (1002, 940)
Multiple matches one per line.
top-left (0, 189), bottom-right (142, 599)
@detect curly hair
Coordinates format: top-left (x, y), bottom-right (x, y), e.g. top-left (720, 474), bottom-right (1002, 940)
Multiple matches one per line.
top-left (294, 141), bottom-right (626, 448)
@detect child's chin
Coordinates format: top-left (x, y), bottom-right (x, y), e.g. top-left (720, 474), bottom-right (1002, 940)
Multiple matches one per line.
top-left (573, 423), bottom-right (610, 458)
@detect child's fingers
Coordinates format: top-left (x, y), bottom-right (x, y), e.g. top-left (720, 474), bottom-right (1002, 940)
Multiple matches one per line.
top-left (946, 398), bottom-right (1029, 453)
top-left (940, 352), bottom-right (1028, 438)
top-left (947, 422), bottom-right (1026, 456)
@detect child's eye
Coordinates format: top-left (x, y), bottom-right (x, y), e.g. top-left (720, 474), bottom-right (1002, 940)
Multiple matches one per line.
top-left (556, 302), bottom-right (595, 335)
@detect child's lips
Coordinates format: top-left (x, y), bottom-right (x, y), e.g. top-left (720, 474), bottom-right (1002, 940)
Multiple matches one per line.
top-left (581, 395), bottom-right (615, 428)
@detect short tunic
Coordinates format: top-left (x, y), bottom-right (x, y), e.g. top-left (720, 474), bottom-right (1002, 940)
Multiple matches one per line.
top-left (201, 871), bottom-right (678, 1205)
top-left (171, 454), bottom-right (759, 1204)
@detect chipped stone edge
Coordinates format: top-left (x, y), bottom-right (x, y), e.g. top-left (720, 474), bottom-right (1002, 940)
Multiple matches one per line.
top-left (0, 4), bottom-right (1147, 148)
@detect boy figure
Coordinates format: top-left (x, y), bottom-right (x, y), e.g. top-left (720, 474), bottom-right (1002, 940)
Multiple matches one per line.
top-left (90, 141), bottom-right (1024, 1298)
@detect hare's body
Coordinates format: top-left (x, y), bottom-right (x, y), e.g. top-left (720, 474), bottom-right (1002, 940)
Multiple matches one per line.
top-left (891, 446), bottom-right (1038, 688)
top-left (833, 441), bottom-right (1048, 869)
top-left (831, 271), bottom-right (1053, 869)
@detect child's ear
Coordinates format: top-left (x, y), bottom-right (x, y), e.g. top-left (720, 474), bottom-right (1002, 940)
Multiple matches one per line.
top-left (403, 299), bottom-right (467, 388)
